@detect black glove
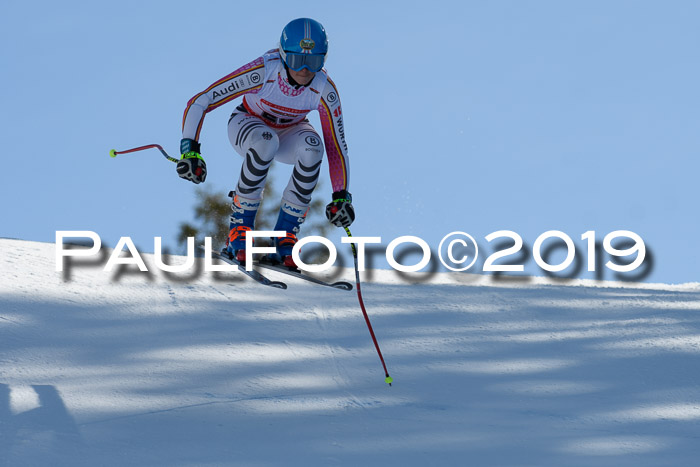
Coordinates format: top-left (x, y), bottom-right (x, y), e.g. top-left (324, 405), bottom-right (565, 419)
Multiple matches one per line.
top-left (325, 190), bottom-right (355, 227)
top-left (176, 139), bottom-right (206, 184)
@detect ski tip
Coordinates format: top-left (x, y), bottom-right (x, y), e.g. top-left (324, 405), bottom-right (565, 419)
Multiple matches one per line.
top-left (332, 282), bottom-right (353, 291)
top-left (271, 281), bottom-right (288, 289)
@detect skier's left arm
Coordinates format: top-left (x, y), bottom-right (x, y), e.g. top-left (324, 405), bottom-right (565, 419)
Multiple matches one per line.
top-left (318, 78), bottom-right (355, 227)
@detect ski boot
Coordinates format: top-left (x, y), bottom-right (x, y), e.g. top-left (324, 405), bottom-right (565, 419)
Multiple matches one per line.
top-left (225, 192), bottom-right (260, 264)
top-left (269, 202), bottom-right (307, 269)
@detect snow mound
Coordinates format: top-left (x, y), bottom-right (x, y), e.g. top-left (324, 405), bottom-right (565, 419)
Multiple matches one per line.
top-left (1, 238), bottom-right (699, 466)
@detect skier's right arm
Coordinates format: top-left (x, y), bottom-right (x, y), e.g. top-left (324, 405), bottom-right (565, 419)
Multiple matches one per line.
top-left (178, 56), bottom-right (266, 184)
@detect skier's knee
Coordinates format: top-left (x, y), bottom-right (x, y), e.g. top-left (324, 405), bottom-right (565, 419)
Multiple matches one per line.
top-left (252, 128), bottom-right (280, 157)
top-left (296, 133), bottom-right (323, 164)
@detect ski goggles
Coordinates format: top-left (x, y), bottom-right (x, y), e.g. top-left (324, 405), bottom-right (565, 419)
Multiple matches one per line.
top-left (283, 52), bottom-right (326, 72)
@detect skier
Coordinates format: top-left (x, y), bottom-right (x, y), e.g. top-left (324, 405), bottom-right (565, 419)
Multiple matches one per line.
top-left (176, 18), bottom-right (355, 268)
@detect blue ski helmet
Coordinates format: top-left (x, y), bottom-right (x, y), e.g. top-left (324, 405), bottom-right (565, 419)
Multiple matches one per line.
top-left (279, 18), bottom-right (328, 73)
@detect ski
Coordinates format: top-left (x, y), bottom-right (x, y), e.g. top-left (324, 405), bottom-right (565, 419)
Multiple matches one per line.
top-left (210, 250), bottom-right (287, 289)
top-left (255, 258), bottom-right (353, 291)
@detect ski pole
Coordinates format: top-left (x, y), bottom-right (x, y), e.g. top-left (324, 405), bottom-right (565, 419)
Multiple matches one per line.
top-left (344, 226), bottom-right (393, 386)
top-left (109, 144), bottom-right (179, 163)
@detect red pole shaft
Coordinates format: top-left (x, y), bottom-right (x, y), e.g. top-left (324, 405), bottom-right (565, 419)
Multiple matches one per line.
top-left (111, 144), bottom-right (179, 163)
top-left (345, 227), bottom-right (392, 385)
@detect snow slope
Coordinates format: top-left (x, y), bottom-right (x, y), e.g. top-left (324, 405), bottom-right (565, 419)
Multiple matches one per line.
top-left (1, 238), bottom-right (699, 466)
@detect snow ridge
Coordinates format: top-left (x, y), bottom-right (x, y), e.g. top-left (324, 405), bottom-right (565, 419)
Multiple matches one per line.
top-left (1, 238), bottom-right (699, 466)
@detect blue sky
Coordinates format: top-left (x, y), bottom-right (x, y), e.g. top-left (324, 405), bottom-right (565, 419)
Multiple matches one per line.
top-left (2, 1), bottom-right (698, 283)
